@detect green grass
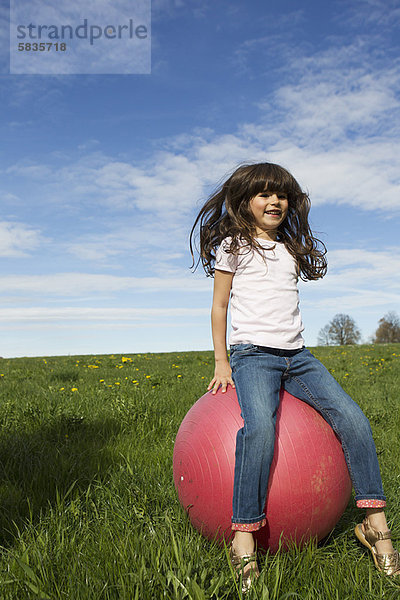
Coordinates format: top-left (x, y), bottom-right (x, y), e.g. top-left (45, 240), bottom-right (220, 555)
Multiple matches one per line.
top-left (0, 345), bottom-right (399, 599)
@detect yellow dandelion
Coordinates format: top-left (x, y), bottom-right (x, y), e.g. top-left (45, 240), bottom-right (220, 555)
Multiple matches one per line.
top-left (71, 388), bottom-right (78, 392)
top-left (100, 379), bottom-right (105, 383)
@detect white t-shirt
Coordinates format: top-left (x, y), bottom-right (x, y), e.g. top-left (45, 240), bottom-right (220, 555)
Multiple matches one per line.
top-left (215, 237), bottom-right (304, 349)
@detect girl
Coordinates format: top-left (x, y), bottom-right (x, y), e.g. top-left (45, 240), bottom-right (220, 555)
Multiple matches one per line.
top-left (190, 162), bottom-right (399, 593)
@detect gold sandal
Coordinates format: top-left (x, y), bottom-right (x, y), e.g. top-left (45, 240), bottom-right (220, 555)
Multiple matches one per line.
top-left (229, 543), bottom-right (259, 594)
top-left (355, 516), bottom-right (400, 576)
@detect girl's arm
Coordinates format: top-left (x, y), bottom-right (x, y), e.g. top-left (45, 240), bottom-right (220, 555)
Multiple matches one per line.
top-left (207, 269), bottom-right (235, 395)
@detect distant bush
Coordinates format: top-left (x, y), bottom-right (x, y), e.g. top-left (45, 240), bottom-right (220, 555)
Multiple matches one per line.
top-left (373, 311), bottom-right (400, 343)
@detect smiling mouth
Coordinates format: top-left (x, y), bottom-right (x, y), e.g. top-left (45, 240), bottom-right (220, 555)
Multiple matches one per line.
top-left (264, 210), bottom-right (281, 216)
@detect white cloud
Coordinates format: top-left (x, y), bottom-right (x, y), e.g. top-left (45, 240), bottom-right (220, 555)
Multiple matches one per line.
top-left (152, 0), bottom-right (211, 20)
top-left (0, 306), bottom-right (208, 322)
top-left (95, 153), bottom-right (204, 213)
top-left (6, 163), bottom-right (54, 179)
top-left (0, 221), bottom-right (43, 257)
top-left (0, 272), bottom-right (210, 296)
top-left (275, 73), bottom-right (398, 141)
top-left (302, 289), bottom-right (400, 312)
top-left (322, 248), bottom-right (400, 290)
top-left (300, 247), bottom-right (400, 311)
top-left (1, 192), bottom-right (21, 203)
top-left (67, 229), bottom-right (189, 266)
top-left (341, 0), bottom-right (400, 28)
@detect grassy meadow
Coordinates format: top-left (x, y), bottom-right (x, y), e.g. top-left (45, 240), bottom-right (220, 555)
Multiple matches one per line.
top-left (0, 344), bottom-right (399, 599)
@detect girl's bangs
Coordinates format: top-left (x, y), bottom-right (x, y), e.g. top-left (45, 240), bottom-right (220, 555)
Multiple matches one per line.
top-left (246, 164), bottom-right (297, 198)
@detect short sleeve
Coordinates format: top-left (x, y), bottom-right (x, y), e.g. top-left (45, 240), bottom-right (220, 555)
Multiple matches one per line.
top-left (215, 238), bottom-right (238, 273)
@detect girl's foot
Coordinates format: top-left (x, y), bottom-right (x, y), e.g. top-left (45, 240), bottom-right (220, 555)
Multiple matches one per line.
top-left (355, 516), bottom-right (400, 576)
top-left (230, 532), bottom-right (259, 594)
top-left (229, 542), bottom-right (259, 594)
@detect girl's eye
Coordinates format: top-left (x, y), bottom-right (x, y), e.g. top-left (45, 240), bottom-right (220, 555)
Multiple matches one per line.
top-left (261, 192), bottom-right (288, 199)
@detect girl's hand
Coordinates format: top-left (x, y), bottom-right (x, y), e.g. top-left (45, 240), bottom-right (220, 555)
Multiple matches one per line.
top-left (207, 362), bottom-right (235, 395)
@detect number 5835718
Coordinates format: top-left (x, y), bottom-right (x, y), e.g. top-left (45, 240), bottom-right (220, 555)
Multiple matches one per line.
top-left (18, 42), bottom-right (67, 51)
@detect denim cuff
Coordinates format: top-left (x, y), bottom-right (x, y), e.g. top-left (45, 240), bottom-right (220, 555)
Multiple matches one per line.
top-left (232, 518), bottom-right (267, 532)
top-left (356, 499), bottom-right (386, 508)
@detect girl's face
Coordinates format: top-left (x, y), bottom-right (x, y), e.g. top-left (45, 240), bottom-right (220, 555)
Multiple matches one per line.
top-left (249, 189), bottom-right (289, 241)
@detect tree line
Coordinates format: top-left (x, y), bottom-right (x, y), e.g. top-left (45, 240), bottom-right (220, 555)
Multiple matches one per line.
top-left (317, 311), bottom-right (400, 346)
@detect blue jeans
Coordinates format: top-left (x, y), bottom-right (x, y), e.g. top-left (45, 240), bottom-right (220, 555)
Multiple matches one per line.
top-left (229, 344), bottom-right (385, 526)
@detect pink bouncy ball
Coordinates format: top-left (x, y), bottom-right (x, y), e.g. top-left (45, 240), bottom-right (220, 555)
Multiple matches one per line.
top-left (173, 387), bottom-right (352, 552)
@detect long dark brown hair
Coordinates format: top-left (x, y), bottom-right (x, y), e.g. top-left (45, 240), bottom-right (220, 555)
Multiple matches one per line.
top-left (189, 162), bottom-right (327, 281)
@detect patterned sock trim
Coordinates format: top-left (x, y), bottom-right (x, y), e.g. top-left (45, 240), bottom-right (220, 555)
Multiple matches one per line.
top-left (356, 499), bottom-right (386, 508)
top-left (231, 518), bottom-right (267, 532)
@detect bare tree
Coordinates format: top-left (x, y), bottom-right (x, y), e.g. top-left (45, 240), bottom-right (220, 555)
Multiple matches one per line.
top-left (373, 311), bottom-right (400, 343)
top-left (317, 323), bottom-right (332, 346)
top-left (318, 314), bottom-right (361, 346)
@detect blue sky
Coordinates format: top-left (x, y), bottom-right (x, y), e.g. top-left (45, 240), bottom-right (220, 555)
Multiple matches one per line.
top-left (0, 0), bottom-right (399, 358)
